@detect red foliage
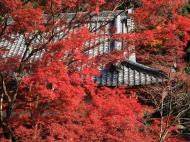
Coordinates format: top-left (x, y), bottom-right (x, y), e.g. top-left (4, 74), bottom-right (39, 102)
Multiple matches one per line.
top-left (0, 0), bottom-right (189, 142)
top-left (5, 87), bottom-right (187, 142)
top-left (12, 4), bottom-right (44, 32)
top-left (113, 0), bottom-right (190, 67)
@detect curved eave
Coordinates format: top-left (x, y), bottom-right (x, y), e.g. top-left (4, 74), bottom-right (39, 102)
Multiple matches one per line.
top-left (121, 60), bottom-right (168, 79)
top-left (95, 60), bottom-right (168, 87)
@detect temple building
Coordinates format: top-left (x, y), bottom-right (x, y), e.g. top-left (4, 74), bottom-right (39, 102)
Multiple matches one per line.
top-left (0, 10), bottom-right (167, 86)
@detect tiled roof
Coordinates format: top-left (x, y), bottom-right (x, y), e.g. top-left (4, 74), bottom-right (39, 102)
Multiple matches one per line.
top-left (64, 10), bottom-right (128, 21)
top-left (0, 34), bottom-right (44, 60)
top-left (95, 60), bottom-right (167, 86)
top-left (0, 10), bottom-right (167, 86)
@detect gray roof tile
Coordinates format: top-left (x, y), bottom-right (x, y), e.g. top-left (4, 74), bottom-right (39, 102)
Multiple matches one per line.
top-left (95, 61), bottom-right (167, 86)
top-left (0, 10), bottom-right (167, 86)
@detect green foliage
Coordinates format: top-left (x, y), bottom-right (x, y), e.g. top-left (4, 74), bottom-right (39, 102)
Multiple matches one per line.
top-left (185, 64), bottom-right (190, 73)
top-left (180, 2), bottom-right (190, 15)
top-left (143, 111), bottom-right (153, 126)
top-left (23, 0), bottom-right (39, 7)
top-left (118, 0), bottom-right (141, 9)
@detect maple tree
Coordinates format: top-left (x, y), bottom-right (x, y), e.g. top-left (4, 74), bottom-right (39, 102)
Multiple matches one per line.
top-left (129, 1), bottom-right (190, 141)
top-left (113, 0), bottom-right (190, 68)
top-left (0, 0), bottom-right (189, 141)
